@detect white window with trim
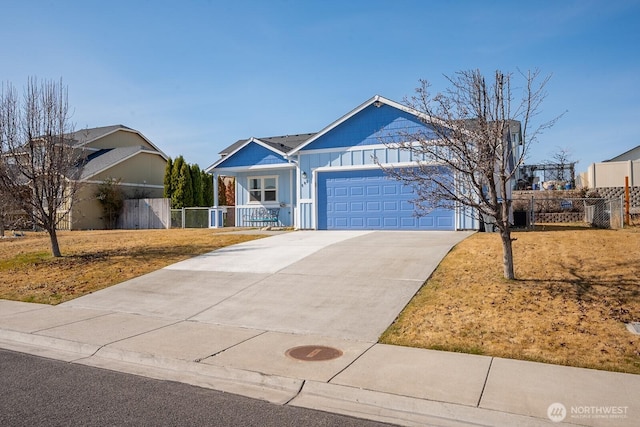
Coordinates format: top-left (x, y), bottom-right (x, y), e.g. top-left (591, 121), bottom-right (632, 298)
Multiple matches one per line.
top-left (248, 176), bottom-right (277, 203)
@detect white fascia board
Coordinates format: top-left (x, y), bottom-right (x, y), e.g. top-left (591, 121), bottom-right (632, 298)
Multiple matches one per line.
top-left (80, 149), bottom-right (165, 181)
top-left (288, 95), bottom-right (378, 156)
top-left (78, 127), bottom-right (169, 160)
top-left (82, 179), bottom-right (164, 189)
top-left (206, 137), bottom-right (287, 172)
top-left (297, 140), bottom-right (436, 156)
top-left (210, 163), bottom-right (294, 174)
top-left (287, 95), bottom-right (441, 156)
top-left (296, 143), bottom-right (388, 156)
top-left (312, 160), bottom-right (441, 174)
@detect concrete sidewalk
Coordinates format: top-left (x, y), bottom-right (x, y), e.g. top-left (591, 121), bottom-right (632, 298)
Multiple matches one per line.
top-left (0, 231), bottom-right (638, 426)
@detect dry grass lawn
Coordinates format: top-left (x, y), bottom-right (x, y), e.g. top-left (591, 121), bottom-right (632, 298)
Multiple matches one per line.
top-left (380, 225), bottom-right (640, 374)
top-left (0, 229), bottom-right (264, 305)
top-left (1, 226), bottom-right (639, 374)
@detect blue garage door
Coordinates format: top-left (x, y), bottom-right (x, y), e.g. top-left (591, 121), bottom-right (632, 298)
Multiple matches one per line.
top-left (317, 168), bottom-right (454, 230)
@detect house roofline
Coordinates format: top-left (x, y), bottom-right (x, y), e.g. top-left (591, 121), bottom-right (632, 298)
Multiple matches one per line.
top-left (76, 126), bottom-right (168, 160)
top-left (286, 95), bottom-right (434, 156)
top-left (605, 144), bottom-right (640, 162)
top-left (205, 137), bottom-right (288, 172)
top-left (80, 148), bottom-right (166, 181)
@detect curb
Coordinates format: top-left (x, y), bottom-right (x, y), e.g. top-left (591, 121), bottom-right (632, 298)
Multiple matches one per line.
top-left (290, 380), bottom-right (554, 427)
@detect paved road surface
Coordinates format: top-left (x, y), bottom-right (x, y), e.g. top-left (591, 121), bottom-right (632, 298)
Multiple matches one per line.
top-left (0, 349), bottom-right (394, 427)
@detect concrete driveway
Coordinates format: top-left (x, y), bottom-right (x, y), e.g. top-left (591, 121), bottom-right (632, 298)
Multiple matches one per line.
top-left (4, 230), bottom-right (639, 426)
top-left (62, 230), bottom-right (473, 342)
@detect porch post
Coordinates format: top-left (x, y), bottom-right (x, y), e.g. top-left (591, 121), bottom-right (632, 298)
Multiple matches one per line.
top-left (290, 168), bottom-right (294, 228)
top-left (212, 172), bottom-right (219, 228)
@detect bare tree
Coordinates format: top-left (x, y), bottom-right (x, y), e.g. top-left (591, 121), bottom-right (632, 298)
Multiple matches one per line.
top-left (0, 187), bottom-right (11, 237)
top-left (547, 147), bottom-right (575, 183)
top-left (380, 70), bottom-right (561, 279)
top-left (0, 78), bottom-right (84, 256)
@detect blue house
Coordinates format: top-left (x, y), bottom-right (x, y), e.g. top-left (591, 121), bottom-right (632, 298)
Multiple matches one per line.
top-left (206, 95), bottom-right (491, 230)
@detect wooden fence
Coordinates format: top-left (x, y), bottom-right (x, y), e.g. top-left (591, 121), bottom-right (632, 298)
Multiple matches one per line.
top-left (117, 198), bottom-right (170, 229)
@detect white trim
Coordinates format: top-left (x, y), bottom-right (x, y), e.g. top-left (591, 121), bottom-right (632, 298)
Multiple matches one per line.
top-left (77, 127), bottom-right (168, 160)
top-left (289, 168), bottom-right (294, 228)
top-left (311, 160), bottom-right (440, 174)
top-left (82, 179), bottom-right (163, 189)
top-left (287, 95), bottom-right (436, 156)
top-left (295, 143), bottom-right (389, 156)
top-left (236, 203), bottom-right (281, 208)
top-left (247, 175), bottom-right (278, 204)
top-left (209, 163), bottom-right (294, 173)
top-left (81, 148), bottom-right (166, 181)
top-left (206, 137), bottom-right (288, 172)
top-left (311, 162), bottom-right (451, 231)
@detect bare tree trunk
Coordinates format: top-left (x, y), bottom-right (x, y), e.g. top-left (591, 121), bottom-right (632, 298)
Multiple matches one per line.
top-left (48, 226), bottom-right (62, 257)
top-left (500, 229), bottom-right (515, 280)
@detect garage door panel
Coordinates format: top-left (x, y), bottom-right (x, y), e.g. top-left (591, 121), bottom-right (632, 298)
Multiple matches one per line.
top-left (367, 218), bottom-right (382, 227)
top-left (384, 217), bottom-right (399, 227)
top-left (366, 185), bottom-right (380, 196)
top-left (383, 185), bottom-right (398, 195)
top-left (383, 201), bottom-right (398, 211)
top-left (318, 168), bottom-right (454, 230)
top-left (366, 201), bottom-right (381, 211)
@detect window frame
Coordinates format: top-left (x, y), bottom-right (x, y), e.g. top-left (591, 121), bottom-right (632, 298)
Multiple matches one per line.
top-left (247, 175), bottom-right (278, 204)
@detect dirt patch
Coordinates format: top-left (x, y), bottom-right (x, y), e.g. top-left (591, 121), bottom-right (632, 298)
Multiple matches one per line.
top-left (380, 226), bottom-right (640, 374)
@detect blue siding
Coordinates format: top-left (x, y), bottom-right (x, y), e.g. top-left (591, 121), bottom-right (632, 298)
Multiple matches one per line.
top-left (304, 104), bottom-right (436, 151)
top-left (317, 168), bottom-right (454, 230)
top-left (216, 142), bottom-right (287, 168)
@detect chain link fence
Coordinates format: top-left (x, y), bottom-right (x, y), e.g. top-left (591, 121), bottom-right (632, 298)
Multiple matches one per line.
top-left (170, 207), bottom-right (210, 228)
top-left (512, 195), bottom-right (624, 229)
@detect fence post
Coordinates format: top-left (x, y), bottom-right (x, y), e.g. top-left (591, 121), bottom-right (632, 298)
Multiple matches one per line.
top-left (625, 176), bottom-right (630, 226)
top-left (181, 208), bottom-right (186, 229)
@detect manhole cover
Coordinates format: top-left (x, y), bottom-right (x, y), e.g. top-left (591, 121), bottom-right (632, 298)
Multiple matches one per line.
top-left (285, 345), bottom-right (343, 361)
top-left (626, 322), bottom-right (640, 335)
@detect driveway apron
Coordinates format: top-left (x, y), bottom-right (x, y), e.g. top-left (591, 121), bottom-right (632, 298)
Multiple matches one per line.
top-left (62, 230), bottom-right (473, 342)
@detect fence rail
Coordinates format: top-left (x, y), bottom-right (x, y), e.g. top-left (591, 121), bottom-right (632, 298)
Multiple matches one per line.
top-left (171, 207), bottom-right (212, 228)
top-left (512, 196), bottom-right (624, 229)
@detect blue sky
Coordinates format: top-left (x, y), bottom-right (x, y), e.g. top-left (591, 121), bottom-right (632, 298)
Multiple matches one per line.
top-left (2, 0), bottom-right (639, 172)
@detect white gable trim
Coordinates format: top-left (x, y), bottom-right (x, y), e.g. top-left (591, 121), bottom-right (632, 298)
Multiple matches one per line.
top-left (78, 127), bottom-right (168, 159)
top-left (287, 95), bottom-right (431, 156)
top-left (208, 163), bottom-right (294, 173)
top-left (206, 137), bottom-right (288, 172)
top-left (81, 149), bottom-right (165, 181)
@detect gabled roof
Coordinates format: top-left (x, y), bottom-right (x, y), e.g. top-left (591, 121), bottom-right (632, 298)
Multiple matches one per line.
top-left (79, 145), bottom-right (165, 180)
top-left (219, 133), bottom-right (316, 157)
top-left (207, 135), bottom-right (308, 171)
top-left (70, 124), bottom-right (167, 157)
top-left (69, 125), bottom-right (135, 145)
top-left (605, 144), bottom-right (640, 162)
top-left (286, 95), bottom-right (422, 156)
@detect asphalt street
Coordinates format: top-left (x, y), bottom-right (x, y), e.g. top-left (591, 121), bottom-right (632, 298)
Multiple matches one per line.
top-left (0, 349), bottom-right (394, 427)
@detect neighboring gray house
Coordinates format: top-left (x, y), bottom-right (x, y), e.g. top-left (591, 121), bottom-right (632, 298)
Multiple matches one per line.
top-left (206, 95), bottom-right (520, 231)
top-left (581, 144), bottom-right (640, 188)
